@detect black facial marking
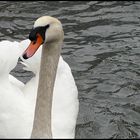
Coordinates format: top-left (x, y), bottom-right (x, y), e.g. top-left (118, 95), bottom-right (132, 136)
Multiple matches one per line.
top-left (29, 24), bottom-right (50, 43)
top-left (22, 53), bottom-right (28, 59)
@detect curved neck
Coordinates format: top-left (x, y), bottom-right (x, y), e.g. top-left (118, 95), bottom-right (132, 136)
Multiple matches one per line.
top-left (31, 40), bottom-right (62, 138)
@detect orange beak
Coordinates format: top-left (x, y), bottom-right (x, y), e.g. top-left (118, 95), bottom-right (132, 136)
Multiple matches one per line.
top-left (22, 33), bottom-right (43, 59)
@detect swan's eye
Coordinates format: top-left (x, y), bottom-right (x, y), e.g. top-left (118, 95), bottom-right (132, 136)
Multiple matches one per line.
top-left (29, 25), bottom-right (50, 42)
top-left (37, 24), bottom-right (50, 41)
top-left (29, 28), bottom-right (37, 42)
top-left (32, 41), bottom-right (36, 44)
top-left (45, 24), bottom-right (50, 29)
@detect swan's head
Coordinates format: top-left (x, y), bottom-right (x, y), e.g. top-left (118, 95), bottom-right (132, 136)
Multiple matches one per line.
top-left (22, 16), bottom-right (64, 59)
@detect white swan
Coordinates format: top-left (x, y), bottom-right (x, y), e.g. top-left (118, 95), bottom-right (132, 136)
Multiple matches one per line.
top-left (20, 38), bottom-right (79, 138)
top-left (20, 16), bottom-right (79, 138)
top-left (0, 40), bottom-right (33, 138)
top-left (0, 16), bottom-right (79, 138)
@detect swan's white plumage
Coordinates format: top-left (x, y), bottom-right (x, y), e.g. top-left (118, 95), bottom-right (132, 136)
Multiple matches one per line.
top-left (0, 41), bottom-right (20, 73)
top-left (9, 75), bottom-right (24, 90)
top-left (0, 16), bottom-right (79, 138)
top-left (0, 39), bottom-right (78, 138)
top-left (0, 40), bottom-right (33, 138)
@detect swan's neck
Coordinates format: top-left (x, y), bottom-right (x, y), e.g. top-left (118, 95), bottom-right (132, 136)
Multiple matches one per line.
top-left (31, 40), bottom-right (62, 138)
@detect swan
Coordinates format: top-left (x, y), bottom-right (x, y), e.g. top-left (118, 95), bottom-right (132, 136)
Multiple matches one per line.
top-left (21, 16), bottom-right (79, 138)
top-left (0, 16), bottom-right (79, 138)
top-left (0, 40), bottom-right (33, 138)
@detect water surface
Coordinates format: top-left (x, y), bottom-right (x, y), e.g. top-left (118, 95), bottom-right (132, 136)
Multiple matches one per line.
top-left (0, 1), bottom-right (140, 138)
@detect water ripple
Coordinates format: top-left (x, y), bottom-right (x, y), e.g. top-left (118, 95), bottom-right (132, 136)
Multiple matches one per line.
top-left (1, 1), bottom-right (140, 138)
